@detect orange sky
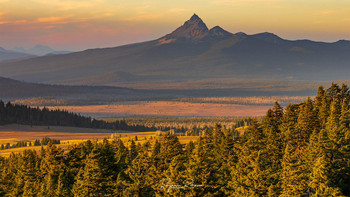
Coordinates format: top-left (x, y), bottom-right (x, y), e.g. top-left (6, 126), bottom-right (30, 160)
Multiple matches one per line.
top-left (1, 0), bottom-right (350, 51)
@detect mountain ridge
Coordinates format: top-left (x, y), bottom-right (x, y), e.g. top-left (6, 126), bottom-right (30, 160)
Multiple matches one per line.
top-left (1, 14), bottom-right (350, 87)
top-left (0, 47), bottom-right (35, 62)
top-left (12, 45), bottom-right (72, 56)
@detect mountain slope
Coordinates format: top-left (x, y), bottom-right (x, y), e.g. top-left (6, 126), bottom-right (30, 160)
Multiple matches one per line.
top-left (1, 14), bottom-right (350, 86)
top-left (0, 76), bottom-right (139, 100)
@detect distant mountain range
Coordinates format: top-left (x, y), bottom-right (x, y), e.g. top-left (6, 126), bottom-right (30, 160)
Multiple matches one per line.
top-left (11, 45), bottom-right (72, 56)
top-left (0, 45), bottom-right (71, 62)
top-left (0, 47), bottom-right (34, 62)
top-left (1, 14), bottom-right (350, 87)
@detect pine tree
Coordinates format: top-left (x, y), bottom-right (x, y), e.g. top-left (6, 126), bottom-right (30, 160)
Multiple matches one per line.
top-left (129, 140), bottom-right (138, 161)
top-left (185, 136), bottom-right (220, 196)
top-left (340, 99), bottom-right (350, 127)
top-left (319, 93), bottom-right (330, 128)
top-left (280, 144), bottom-right (309, 197)
top-left (157, 134), bottom-right (183, 172)
top-left (72, 147), bottom-right (111, 197)
top-left (151, 140), bottom-right (161, 170)
top-left (272, 101), bottom-right (283, 126)
top-left (296, 98), bottom-right (319, 146)
top-left (280, 103), bottom-right (299, 146)
top-left (160, 155), bottom-right (188, 196)
top-left (262, 106), bottom-right (284, 195)
top-left (123, 150), bottom-right (156, 197)
top-left (231, 116), bottom-right (285, 196)
top-left (315, 86), bottom-right (325, 111)
top-left (38, 143), bottom-right (66, 197)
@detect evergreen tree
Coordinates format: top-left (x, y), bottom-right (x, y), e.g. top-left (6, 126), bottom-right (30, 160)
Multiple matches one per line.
top-left (129, 140), bottom-right (138, 161)
top-left (280, 144), bottom-right (309, 196)
top-left (186, 136), bottom-right (220, 196)
top-left (123, 150), bottom-right (156, 197)
top-left (72, 146), bottom-right (112, 197)
top-left (296, 98), bottom-right (319, 146)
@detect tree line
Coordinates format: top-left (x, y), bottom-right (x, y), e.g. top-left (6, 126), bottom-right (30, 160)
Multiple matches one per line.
top-left (0, 137), bottom-right (61, 150)
top-left (111, 117), bottom-right (255, 136)
top-left (0, 100), bottom-right (254, 134)
top-left (0, 83), bottom-right (350, 196)
top-left (0, 101), bottom-right (154, 132)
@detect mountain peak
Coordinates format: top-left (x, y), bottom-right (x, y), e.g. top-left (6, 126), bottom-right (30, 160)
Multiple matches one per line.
top-left (190, 13), bottom-right (201, 21)
top-left (0, 47), bottom-right (6, 52)
top-left (11, 45), bottom-right (55, 56)
top-left (166, 14), bottom-right (209, 40)
top-left (252, 32), bottom-right (286, 44)
top-left (207, 26), bottom-right (232, 38)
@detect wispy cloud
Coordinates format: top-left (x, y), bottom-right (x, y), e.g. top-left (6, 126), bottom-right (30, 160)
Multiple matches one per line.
top-left (36, 16), bottom-right (71, 23)
top-left (0, 20), bottom-right (27, 25)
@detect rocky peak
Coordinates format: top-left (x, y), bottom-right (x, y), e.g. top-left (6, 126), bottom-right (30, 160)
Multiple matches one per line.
top-left (208, 26), bottom-right (232, 38)
top-left (168, 14), bottom-right (209, 40)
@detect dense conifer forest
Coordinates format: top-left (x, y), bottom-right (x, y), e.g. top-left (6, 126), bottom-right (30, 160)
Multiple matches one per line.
top-left (0, 100), bottom-right (254, 134)
top-left (112, 117), bottom-right (254, 136)
top-left (1, 83), bottom-right (350, 196)
top-left (0, 137), bottom-right (60, 150)
top-left (0, 101), bottom-right (154, 132)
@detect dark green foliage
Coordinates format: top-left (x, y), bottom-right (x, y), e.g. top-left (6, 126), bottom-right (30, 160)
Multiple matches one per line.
top-left (0, 100), bottom-right (154, 132)
top-left (41, 137), bottom-right (60, 145)
top-left (117, 116), bottom-right (255, 136)
top-left (0, 137), bottom-right (61, 151)
top-left (1, 84), bottom-right (350, 196)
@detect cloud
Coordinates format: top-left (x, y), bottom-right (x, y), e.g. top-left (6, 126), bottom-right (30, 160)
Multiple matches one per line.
top-left (36, 16), bottom-right (71, 23)
top-left (0, 20), bottom-right (27, 25)
top-left (0, 15), bottom-right (89, 26)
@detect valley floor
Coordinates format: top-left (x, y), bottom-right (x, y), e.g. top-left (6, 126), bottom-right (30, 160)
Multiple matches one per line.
top-left (0, 124), bottom-right (198, 156)
top-left (45, 101), bottom-right (271, 118)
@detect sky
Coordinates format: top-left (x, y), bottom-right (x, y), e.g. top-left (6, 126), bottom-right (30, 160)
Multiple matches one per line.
top-left (0, 0), bottom-right (350, 51)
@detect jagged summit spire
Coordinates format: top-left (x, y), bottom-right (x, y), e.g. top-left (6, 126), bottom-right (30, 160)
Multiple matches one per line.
top-left (166, 14), bottom-right (209, 40)
top-left (158, 14), bottom-right (234, 44)
top-left (190, 13), bottom-right (201, 21)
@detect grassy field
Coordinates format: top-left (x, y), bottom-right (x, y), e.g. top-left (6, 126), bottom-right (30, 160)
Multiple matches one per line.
top-left (175, 96), bottom-right (311, 106)
top-left (45, 101), bottom-right (271, 117)
top-left (0, 124), bottom-right (198, 157)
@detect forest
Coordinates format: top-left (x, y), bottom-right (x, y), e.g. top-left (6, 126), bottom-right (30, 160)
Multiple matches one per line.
top-left (0, 100), bottom-right (254, 135)
top-left (107, 117), bottom-right (255, 136)
top-left (0, 83), bottom-right (350, 196)
top-left (0, 101), bottom-right (154, 132)
top-left (0, 137), bottom-right (61, 150)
